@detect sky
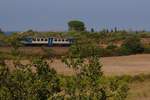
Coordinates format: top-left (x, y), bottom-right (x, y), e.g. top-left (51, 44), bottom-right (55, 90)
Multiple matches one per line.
top-left (0, 0), bottom-right (150, 31)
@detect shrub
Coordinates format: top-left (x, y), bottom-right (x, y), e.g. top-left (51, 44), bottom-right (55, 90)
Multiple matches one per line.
top-left (106, 43), bottom-right (118, 50)
top-left (69, 41), bottom-right (101, 58)
top-left (62, 43), bottom-right (129, 99)
top-left (121, 36), bottom-right (144, 54)
top-left (0, 56), bottom-right (5, 66)
top-left (0, 58), bottom-right (61, 100)
top-left (117, 46), bottom-right (131, 56)
top-left (143, 45), bottom-right (150, 53)
top-left (62, 56), bottom-right (129, 99)
top-left (105, 44), bottom-right (120, 56)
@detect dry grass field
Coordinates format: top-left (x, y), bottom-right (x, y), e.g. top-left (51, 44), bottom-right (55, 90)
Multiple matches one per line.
top-left (4, 54), bottom-right (150, 76)
top-left (48, 54), bottom-right (150, 76)
top-left (101, 54), bottom-right (150, 76)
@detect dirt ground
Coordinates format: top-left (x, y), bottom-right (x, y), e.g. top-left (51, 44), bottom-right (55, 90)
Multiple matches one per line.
top-left (5, 54), bottom-right (150, 76)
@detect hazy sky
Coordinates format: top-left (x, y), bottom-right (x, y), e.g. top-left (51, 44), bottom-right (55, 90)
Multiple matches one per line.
top-left (0, 0), bottom-right (150, 31)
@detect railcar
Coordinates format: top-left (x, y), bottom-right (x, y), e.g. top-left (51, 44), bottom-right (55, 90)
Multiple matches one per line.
top-left (21, 37), bottom-right (74, 47)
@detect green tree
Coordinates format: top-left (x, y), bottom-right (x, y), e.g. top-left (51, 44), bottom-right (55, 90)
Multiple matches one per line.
top-left (61, 43), bottom-right (129, 100)
top-left (0, 58), bottom-right (61, 100)
top-left (68, 20), bottom-right (85, 32)
top-left (62, 56), bottom-right (129, 100)
top-left (26, 29), bottom-right (34, 33)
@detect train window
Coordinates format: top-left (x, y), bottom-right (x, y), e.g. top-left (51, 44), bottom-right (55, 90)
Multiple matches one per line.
top-left (37, 38), bottom-right (40, 41)
top-left (62, 39), bottom-right (64, 41)
top-left (66, 39), bottom-right (69, 41)
top-left (32, 38), bottom-right (36, 41)
top-left (45, 39), bottom-right (48, 41)
top-left (54, 39), bottom-right (57, 41)
top-left (41, 38), bottom-right (43, 41)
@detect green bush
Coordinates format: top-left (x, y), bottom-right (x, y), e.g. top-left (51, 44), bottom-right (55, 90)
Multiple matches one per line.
top-left (121, 36), bottom-right (144, 54)
top-left (106, 43), bottom-right (118, 50)
top-left (117, 46), bottom-right (131, 56)
top-left (62, 56), bottom-right (129, 100)
top-left (143, 45), bottom-right (150, 53)
top-left (69, 41), bottom-right (101, 58)
top-left (0, 58), bottom-right (61, 99)
top-left (105, 44), bottom-right (120, 56)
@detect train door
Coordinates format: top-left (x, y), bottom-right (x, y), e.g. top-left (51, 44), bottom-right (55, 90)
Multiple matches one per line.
top-left (48, 38), bottom-right (53, 47)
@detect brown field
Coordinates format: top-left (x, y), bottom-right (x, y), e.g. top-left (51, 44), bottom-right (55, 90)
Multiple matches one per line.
top-left (101, 54), bottom-right (150, 76)
top-left (4, 54), bottom-right (150, 76)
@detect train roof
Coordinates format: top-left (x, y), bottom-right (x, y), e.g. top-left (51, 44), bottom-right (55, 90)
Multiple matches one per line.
top-left (24, 36), bottom-right (74, 39)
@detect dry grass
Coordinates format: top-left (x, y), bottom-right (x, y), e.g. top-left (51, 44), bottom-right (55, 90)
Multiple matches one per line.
top-left (127, 80), bottom-right (150, 100)
top-left (101, 54), bottom-right (150, 76)
top-left (4, 54), bottom-right (150, 76)
top-left (49, 54), bottom-right (150, 76)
